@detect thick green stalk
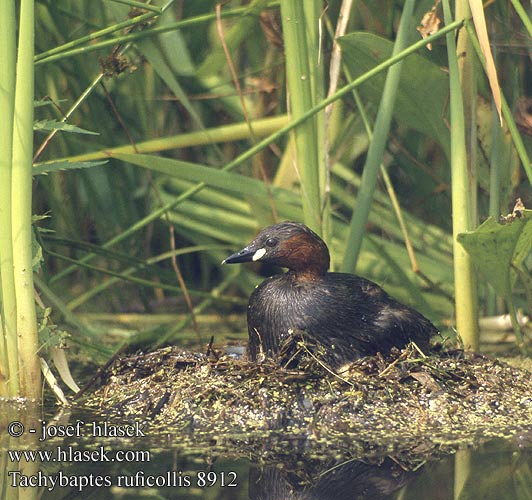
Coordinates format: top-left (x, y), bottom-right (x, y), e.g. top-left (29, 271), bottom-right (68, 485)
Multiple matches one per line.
top-left (456, 1), bottom-right (478, 227)
top-left (12, 0), bottom-right (41, 398)
top-left (303, 1), bottom-right (328, 236)
top-left (0, 0), bottom-right (19, 397)
top-left (457, 0), bottom-right (479, 343)
top-left (280, 0), bottom-right (321, 232)
top-left (443, 0), bottom-right (478, 349)
top-left (341, 0), bottom-right (415, 272)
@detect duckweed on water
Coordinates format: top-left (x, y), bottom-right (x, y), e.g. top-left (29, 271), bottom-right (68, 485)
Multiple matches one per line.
top-left (84, 345), bottom-right (532, 465)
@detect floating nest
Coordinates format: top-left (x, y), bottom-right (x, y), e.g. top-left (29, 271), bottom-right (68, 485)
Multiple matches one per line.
top-left (83, 341), bottom-right (532, 467)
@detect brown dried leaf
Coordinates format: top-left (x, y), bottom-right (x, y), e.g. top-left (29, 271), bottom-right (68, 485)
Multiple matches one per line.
top-left (468, 0), bottom-right (502, 123)
top-left (416, 1), bottom-right (442, 51)
top-left (410, 371), bottom-right (441, 392)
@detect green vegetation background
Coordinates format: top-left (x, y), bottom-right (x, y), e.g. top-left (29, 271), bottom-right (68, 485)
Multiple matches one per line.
top-left (5, 0), bottom-right (532, 393)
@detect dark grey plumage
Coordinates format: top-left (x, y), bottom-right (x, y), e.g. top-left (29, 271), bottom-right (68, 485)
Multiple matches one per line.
top-left (224, 222), bottom-right (437, 368)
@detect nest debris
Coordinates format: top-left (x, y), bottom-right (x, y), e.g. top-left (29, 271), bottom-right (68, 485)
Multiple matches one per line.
top-left (83, 342), bottom-right (532, 464)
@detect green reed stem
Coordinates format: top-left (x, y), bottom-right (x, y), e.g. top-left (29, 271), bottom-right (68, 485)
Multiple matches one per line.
top-left (0, 0), bottom-right (19, 397)
top-left (42, 115), bottom-right (289, 165)
top-left (280, 0), bottom-right (322, 232)
top-left (443, 0), bottom-right (478, 349)
top-left (12, 0), bottom-right (41, 398)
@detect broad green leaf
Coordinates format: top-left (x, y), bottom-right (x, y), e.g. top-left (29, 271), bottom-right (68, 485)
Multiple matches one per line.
top-left (514, 212), bottom-right (532, 272)
top-left (457, 211), bottom-right (532, 297)
top-left (339, 32), bottom-right (450, 157)
top-left (34, 119), bottom-right (99, 135)
top-left (33, 160), bottom-right (108, 176)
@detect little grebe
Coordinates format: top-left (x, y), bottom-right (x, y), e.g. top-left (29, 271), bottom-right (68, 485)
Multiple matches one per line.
top-left (223, 222), bottom-right (437, 367)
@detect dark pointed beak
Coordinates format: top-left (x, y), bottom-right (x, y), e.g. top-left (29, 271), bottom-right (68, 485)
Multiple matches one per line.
top-left (222, 246), bottom-right (256, 264)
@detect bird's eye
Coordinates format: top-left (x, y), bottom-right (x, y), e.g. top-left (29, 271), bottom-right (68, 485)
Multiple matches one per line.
top-left (265, 237), bottom-right (278, 247)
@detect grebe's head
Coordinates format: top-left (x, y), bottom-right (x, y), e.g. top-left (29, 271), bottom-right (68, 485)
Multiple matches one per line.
top-left (223, 221), bottom-right (330, 278)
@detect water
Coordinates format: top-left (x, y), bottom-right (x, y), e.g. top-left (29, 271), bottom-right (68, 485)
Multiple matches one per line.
top-left (2, 403), bottom-right (531, 499)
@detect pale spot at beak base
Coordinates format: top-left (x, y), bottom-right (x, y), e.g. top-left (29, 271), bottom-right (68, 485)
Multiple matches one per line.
top-left (252, 248), bottom-right (266, 261)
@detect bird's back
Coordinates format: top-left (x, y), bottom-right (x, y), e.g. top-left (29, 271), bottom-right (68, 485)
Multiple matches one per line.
top-left (247, 272), bottom-right (437, 367)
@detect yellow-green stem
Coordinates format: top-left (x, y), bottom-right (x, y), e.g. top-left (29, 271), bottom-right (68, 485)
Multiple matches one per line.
top-left (456, 1), bottom-right (478, 228)
top-left (280, 0), bottom-right (322, 232)
top-left (443, 0), bottom-right (479, 349)
top-left (12, 0), bottom-right (41, 398)
top-left (0, 0), bottom-right (19, 397)
top-left (303, 1), bottom-right (328, 237)
top-left (43, 115), bottom-right (289, 165)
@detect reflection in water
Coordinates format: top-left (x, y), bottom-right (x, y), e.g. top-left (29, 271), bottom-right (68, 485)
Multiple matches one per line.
top-left (454, 449), bottom-right (471, 499)
top-left (0, 401), bottom-right (42, 500)
top-left (249, 458), bottom-right (415, 500)
top-left (2, 405), bottom-right (532, 499)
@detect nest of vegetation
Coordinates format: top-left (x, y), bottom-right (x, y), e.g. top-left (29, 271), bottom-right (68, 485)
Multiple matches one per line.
top-left (84, 342), bottom-right (532, 467)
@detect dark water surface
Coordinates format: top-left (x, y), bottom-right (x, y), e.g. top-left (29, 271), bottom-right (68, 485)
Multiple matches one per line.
top-left (2, 403), bottom-right (531, 499)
